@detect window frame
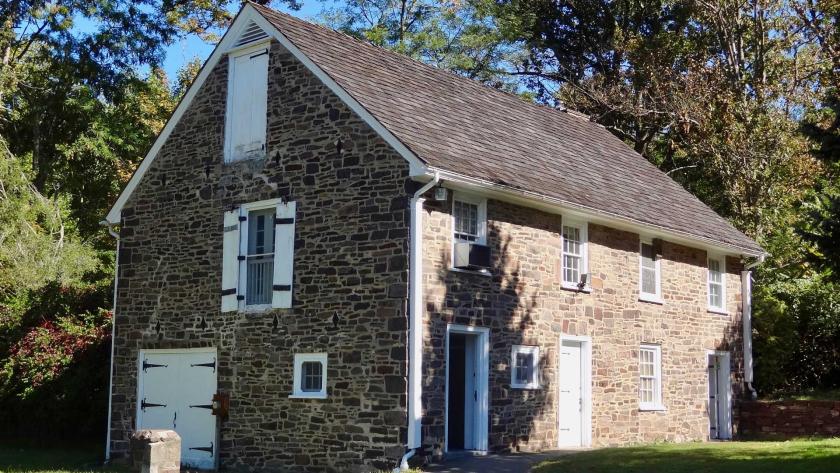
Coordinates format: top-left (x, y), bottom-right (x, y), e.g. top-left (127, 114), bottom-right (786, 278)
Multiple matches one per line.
top-left (290, 353), bottom-right (328, 399)
top-left (451, 192), bottom-right (487, 245)
top-left (224, 41), bottom-right (270, 164)
top-left (638, 344), bottom-right (664, 411)
top-left (561, 219), bottom-right (589, 291)
top-left (707, 255), bottom-right (727, 314)
top-left (510, 345), bottom-right (540, 389)
top-left (638, 239), bottom-right (662, 303)
top-left (237, 198), bottom-right (281, 312)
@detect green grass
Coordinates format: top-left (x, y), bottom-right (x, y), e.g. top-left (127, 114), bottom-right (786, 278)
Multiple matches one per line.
top-left (534, 439), bottom-right (840, 473)
top-left (0, 445), bottom-right (125, 473)
top-left (772, 388), bottom-right (840, 401)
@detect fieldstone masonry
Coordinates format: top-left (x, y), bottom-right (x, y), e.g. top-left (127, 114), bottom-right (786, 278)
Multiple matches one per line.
top-left (110, 40), bottom-right (411, 472)
top-left (109, 32), bottom-right (749, 473)
top-left (420, 198), bottom-right (745, 452)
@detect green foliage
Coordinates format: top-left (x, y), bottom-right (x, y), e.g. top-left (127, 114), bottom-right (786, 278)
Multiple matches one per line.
top-left (754, 276), bottom-right (840, 394)
top-left (0, 140), bottom-right (98, 293)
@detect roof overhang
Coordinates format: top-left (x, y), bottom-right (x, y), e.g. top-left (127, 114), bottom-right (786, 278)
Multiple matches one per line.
top-left (414, 168), bottom-right (767, 259)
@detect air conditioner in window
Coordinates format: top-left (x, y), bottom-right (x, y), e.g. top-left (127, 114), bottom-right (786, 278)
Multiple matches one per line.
top-left (454, 242), bottom-right (491, 270)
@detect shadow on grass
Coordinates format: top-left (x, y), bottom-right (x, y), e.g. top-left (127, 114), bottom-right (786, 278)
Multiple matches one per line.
top-left (533, 440), bottom-right (840, 473)
top-left (0, 445), bottom-right (127, 473)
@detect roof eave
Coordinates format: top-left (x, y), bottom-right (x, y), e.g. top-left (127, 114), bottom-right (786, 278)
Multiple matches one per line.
top-left (416, 167), bottom-right (767, 260)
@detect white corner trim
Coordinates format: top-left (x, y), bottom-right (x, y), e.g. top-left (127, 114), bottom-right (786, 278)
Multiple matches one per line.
top-left (105, 4), bottom-right (427, 223)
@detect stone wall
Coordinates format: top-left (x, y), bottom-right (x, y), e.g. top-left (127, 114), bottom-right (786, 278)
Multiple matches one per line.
top-left (109, 40), bottom-right (411, 472)
top-left (420, 197), bottom-right (745, 452)
top-left (739, 400), bottom-right (840, 438)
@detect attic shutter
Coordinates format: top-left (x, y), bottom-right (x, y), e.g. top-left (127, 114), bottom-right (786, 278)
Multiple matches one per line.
top-left (272, 201), bottom-right (296, 308)
top-left (228, 49), bottom-right (268, 161)
top-left (221, 209), bottom-right (242, 312)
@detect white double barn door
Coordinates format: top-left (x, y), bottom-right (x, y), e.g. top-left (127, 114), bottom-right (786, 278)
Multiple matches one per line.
top-left (137, 349), bottom-right (217, 469)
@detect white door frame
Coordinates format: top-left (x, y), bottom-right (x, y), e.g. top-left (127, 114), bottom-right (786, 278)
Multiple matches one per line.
top-left (706, 350), bottom-right (732, 439)
top-left (557, 334), bottom-right (592, 448)
top-left (444, 325), bottom-right (490, 453)
top-left (136, 347), bottom-right (218, 467)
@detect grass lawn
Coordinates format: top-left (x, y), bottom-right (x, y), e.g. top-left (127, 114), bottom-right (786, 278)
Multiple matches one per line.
top-left (534, 439), bottom-right (840, 473)
top-left (0, 445), bottom-right (125, 473)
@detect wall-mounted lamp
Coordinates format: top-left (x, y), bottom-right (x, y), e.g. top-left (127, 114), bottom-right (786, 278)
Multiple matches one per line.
top-left (434, 187), bottom-right (448, 201)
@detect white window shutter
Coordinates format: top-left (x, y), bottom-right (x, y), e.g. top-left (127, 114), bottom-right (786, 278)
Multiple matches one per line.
top-left (221, 209), bottom-right (242, 312)
top-left (249, 51), bottom-right (268, 155)
top-left (272, 201), bottom-right (296, 308)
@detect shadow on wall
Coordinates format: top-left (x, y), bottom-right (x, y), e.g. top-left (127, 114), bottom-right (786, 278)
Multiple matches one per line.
top-left (422, 214), bottom-right (552, 456)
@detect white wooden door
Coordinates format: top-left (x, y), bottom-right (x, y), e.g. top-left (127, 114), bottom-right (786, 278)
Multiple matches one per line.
top-left (138, 350), bottom-right (217, 469)
top-left (708, 353), bottom-right (732, 440)
top-left (558, 340), bottom-right (583, 447)
top-left (708, 354), bottom-right (720, 438)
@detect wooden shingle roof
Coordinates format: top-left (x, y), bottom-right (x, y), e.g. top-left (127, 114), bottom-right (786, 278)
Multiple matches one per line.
top-left (255, 4), bottom-right (763, 255)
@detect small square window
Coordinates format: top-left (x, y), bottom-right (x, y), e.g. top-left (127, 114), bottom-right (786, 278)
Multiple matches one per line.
top-left (291, 353), bottom-right (327, 399)
top-left (511, 345), bottom-right (540, 389)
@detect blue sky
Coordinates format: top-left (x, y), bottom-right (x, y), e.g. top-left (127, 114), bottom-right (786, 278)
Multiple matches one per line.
top-left (161, 2), bottom-right (323, 79)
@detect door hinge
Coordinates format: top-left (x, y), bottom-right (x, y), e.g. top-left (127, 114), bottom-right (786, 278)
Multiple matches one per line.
top-left (142, 359), bottom-right (168, 372)
top-left (141, 398), bottom-right (167, 411)
top-left (190, 442), bottom-right (214, 455)
top-left (190, 357), bottom-right (216, 373)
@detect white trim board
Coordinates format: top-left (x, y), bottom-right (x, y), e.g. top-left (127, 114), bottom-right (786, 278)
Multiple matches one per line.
top-left (104, 3), bottom-right (426, 224)
top-left (557, 334), bottom-right (592, 448)
top-left (444, 324), bottom-right (490, 453)
top-left (417, 168), bottom-right (766, 259)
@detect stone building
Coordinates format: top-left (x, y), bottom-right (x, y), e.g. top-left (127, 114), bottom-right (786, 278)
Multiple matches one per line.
top-left (102, 2), bottom-right (766, 471)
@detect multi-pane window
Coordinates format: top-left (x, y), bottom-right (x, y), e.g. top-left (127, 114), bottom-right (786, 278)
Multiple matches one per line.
top-left (453, 200), bottom-right (480, 242)
top-left (639, 242), bottom-right (661, 301)
top-left (246, 208), bottom-right (275, 306)
top-left (639, 344), bottom-right (662, 410)
top-left (301, 361), bottom-right (323, 392)
top-left (562, 223), bottom-right (587, 288)
top-left (511, 345), bottom-right (540, 389)
top-left (291, 353), bottom-right (327, 399)
top-left (708, 257), bottom-right (726, 312)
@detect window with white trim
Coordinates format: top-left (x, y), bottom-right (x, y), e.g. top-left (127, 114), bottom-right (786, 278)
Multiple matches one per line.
top-left (639, 241), bottom-right (661, 301)
top-left (708, 256), bottom-right (726, 312)
top-left (511, 345), bottom-right (540, 389)
top-left (225, 43), bottom-right (269, 163)
top-left (220, 199), bottom-right (296, 312)
top-left (639, 344), bottom-right (663, 410)
top-left (291, 353), bottom-right (328, 399)
top-left (562, 221), bottom-right (588, 289)
top-left (452, 193), bottom-right (487, 244)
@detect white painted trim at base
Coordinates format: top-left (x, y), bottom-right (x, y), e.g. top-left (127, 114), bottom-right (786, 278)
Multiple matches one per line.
top-left (557, 334), bottom-right (593, 448)
top-left (444, 325), bottom-right (490, 453)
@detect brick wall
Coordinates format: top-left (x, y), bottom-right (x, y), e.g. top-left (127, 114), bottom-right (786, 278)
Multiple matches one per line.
top-left (110, 40), bottom-right (411, 472)
top-left (739, 401), bottom-right (840, 438)
top-left (420, 197), bottom-right (745, 453)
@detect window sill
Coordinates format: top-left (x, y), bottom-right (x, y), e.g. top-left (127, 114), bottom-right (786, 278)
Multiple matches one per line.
top-left (561, 283), bottom-right (592, 294)
top-left (639, 295), bottom-right (663, 305)
top-left (224, 152), bottom-right (266, 165)
top-left (708, 308), bottom-right (729, 316)
top-left (511, 384), bottom-right (541, 390)
top-left (450, 267), bottom-right (492, 277)
top-left (239, 304), bottom-right (273, 314)
top-left (289, 393), bottom-right (328, 400)
top-left (639, 405), bottom-right (667, 412)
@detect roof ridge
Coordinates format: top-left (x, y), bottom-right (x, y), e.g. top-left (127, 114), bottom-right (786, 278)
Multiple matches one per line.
top-left (249, 2), bottom-right (598, 125)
